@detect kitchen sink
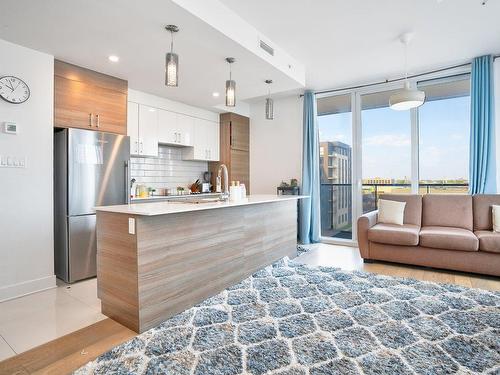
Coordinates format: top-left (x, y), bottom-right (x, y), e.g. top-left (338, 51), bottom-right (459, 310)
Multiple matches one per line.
top-left (169, 196), bottom-right (224, 204)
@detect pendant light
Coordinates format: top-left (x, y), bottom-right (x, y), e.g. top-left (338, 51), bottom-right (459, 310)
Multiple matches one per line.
top-left (225, 57), bottom-right (236, 107)
top-left (389, 33), bottom-right (425, 111)
top-left (165, 25), bottom-right (179, 87)
top-left (265, 79), bottom-right (274, 120)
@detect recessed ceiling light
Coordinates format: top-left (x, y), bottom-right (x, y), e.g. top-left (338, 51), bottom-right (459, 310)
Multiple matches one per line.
top-left (108, 55), bottom-right (119, 63)
top-left (212, 92), bottom-right (220, 97)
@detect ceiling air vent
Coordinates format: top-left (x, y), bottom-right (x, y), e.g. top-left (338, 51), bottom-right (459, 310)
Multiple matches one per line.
top-left (259, 40), bottom-right (274, 56)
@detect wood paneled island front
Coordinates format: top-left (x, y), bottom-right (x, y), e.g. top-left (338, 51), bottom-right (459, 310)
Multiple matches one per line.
top-left (95, 195), bottom-right (303, 333)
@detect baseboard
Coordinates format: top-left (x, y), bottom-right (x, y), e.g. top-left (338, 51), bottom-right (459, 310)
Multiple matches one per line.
top-left (0, 275), bottom-right (57, 302)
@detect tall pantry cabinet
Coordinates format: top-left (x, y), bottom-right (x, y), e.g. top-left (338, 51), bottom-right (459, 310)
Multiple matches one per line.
top-left (209, 113), bottom-right (250, 193)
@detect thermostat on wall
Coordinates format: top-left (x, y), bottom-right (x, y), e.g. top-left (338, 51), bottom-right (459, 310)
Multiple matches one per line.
top-left (3, 122), bottom-right (18, 134)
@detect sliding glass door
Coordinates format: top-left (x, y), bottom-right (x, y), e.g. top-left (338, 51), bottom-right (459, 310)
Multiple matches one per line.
top-left (418, 75), bottom-right (471, 194)
top-left (361, 89), bottom-right (412, 213)
top-left (317, 94), bottom-right (353, 240)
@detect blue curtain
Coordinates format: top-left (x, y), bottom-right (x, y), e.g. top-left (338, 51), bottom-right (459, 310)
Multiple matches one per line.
top-left (469, 55), bottom-right (496, 194)
top-left (299, 91), bottom-right (320, 244)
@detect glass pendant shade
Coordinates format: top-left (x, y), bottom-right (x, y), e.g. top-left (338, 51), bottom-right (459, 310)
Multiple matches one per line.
top-left (225, 79), bottom-right (236, 107)
top-left (265, 97), bottom-right (274, 120)
top-left (389, 81), bottom-right (425, 110)
top-left (165, 52), bottom-right (179, 87)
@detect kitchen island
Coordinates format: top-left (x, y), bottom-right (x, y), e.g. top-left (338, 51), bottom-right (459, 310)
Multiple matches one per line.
top-left (95, 195), bottom-right (304, 333)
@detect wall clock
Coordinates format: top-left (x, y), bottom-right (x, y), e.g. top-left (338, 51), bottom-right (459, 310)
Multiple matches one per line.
top-left (0, 76), bottom-right (30, 104)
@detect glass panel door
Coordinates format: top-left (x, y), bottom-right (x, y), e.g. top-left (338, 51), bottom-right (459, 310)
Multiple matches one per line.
top-left (361, 89), bottom-right (412, 213)
top-left (317, 94), bottom-right (353, 240)
top-left (418, 75), bottom-right (470, 194)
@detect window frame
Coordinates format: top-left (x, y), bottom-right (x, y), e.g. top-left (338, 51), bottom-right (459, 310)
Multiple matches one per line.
top-left (316, 66), bottom-right (471, 246)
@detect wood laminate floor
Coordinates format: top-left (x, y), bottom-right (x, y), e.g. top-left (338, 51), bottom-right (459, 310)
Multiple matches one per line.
top-left (1, 243), bottom-right (498, 375)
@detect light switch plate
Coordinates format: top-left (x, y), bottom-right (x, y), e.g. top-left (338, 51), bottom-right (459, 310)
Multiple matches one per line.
top-left (128, 218), bottom-right (136, 235)
top-left (3, 122), bottom-right (17, 134)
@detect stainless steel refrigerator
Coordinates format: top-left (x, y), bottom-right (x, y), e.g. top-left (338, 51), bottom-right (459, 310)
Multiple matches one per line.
top-left (54, 128), bottom-right (130, 283)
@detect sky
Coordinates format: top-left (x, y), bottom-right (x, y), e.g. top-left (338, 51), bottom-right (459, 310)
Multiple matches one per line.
top-left (318, 95), bottom-right (470, 181)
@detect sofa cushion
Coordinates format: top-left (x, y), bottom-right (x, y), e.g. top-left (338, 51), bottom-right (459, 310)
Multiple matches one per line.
top-left (472, 194), bottom-right (500, 231)
top-left (474, 231), bottom-right (500, 254)
top-left (420, 226), bottom-right (478, 251)
top-left (422, 195), bottom-right (473, 230)
top-left (368, 223), bottom-right (420, 246)
top-left (380, 194), bottom-right (422, 226)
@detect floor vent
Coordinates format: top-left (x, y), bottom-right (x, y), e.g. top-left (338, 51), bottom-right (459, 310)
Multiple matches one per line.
top-left (259, 40), bottom-right (274, 56)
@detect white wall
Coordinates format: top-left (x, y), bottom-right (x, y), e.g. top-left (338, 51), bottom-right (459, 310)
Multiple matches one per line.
top-left (0, 39), bottom-right (55, 301)
top-left (249, 95), bottom-right (303, 194)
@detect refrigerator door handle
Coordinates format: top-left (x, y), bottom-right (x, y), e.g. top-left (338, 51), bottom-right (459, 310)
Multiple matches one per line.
top-left (125, 160), bottom-right (130, 204)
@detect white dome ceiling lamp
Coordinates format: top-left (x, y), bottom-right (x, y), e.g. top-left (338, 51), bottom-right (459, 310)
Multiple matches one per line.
top-left (389, 33), bottom-right (425, 111)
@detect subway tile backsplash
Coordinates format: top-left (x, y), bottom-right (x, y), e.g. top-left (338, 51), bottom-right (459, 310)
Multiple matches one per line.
top-left (131, 145), bottom-right (208, 190)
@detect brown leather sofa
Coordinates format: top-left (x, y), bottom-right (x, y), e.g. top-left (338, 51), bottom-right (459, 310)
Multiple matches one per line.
top-left (357, 194), bottom-right (500, 276)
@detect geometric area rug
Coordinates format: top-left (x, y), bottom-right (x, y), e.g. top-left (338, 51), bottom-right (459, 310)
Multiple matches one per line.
top-left (75, 253), bottom-right (500, 374)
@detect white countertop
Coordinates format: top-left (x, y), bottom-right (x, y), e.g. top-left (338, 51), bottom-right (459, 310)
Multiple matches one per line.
top-left (95, 194), bottom-right (306, 216)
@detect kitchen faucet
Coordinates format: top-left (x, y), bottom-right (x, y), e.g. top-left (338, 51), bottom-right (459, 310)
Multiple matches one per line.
top-left (217, 164), bottom-right (229, 201)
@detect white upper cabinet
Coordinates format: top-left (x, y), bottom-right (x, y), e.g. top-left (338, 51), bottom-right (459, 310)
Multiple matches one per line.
top-left (205, 120), bottom-right (220, 161)
top-left (127, 90), bottom-right (218, 161)
top-left (177, 114), bottom-right (195, 146)
top-left (158, 110), bottom-right (194, 147)
top-left (158, 109), bottom-right (178, 145)
top-left (127, 102), bottom-right (140, 155)
top-left (183, 118), bottom-right (219, 161)
top-left (128, 102), bottom-right (159, 157)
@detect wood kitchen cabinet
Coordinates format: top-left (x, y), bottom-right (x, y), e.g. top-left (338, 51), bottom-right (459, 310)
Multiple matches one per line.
top-left (54, 60), bottom-right (127, 135)
top-left (209, 113), bottom-right (250, 193)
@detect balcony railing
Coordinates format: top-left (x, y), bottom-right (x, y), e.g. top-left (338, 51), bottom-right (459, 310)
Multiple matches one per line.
top-left (320, 182), bottom-right (469, 240)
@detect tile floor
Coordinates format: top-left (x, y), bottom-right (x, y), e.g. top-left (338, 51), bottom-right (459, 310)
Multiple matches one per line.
top-left (0, 243), bottom-right (498, 362)
top-left (0, 278), bottom-right (105, 361)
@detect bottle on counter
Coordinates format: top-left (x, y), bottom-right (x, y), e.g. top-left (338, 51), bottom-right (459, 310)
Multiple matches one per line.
top-left (240, 183), bottom-right (246, 198)
top-left (229, 181), bottom-right (239, 201)
top-left (236, 181), bottom-right (242, 200)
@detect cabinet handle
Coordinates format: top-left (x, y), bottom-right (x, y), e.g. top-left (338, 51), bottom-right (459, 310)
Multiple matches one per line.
top-left (96, 114), bottom-right (100, 128)
top-left (89, 113), bottom-right (93, 127)
top-left (229, 121), bottom-right (232, 146)
top-left (140, 141), bottom-right (143, 154)
top-left (135, 141), bottom-right (139, 154)
top-left (178, 133), bottom-right (181, 143)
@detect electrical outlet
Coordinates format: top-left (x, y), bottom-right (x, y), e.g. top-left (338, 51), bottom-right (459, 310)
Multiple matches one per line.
top-left (0, 155), bottom-right (26, 168)
top-left (128, 218), bottom-right (136, 235)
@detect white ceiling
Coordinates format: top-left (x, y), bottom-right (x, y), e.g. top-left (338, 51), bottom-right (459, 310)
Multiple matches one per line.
top-left (0, 0), bottom-right (302, 111)
top-left (220, 0), bottom-right (500, 91)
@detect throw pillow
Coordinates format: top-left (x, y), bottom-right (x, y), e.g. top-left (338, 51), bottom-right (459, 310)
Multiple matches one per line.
top-left (378, 199), bottom-right (406, 226)
top-left (492, 205), bottom-right (500, 232)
